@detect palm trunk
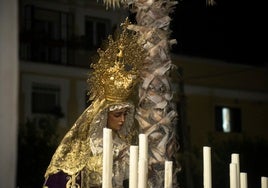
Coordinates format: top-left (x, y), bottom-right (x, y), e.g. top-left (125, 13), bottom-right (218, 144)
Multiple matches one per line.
top-left (128, 1), bottom-right (180, 187)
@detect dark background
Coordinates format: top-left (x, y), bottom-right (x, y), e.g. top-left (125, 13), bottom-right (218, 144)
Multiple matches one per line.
top-left (170, 0), bottom-right (268, 67)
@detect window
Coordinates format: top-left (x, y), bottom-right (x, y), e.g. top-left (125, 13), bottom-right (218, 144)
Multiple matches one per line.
top-left (31, 83), bottom-right (62, 116)
top-left (85, 16), bottom-right (111, 49)
top-left (20, 5), bottom-right (74, 64)
top-left (215, 106), bottom-right (241, 133)
top-left (22, 74), bottom-right (69, 125)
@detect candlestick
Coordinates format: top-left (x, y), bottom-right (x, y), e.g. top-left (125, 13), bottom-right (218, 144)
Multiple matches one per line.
top-left (261, 177), bottom-right (268, 188)
top-left (240, 172), bottom-right (248, 188)
top-left (102, 128), bottom-right (113, 188)
top-left (164, 161), bottom-right (173, 188)
top-left (230, 163), bottom-right (238, 188)
top-left (203, 146), bottom-right (212, 188)
top-left (231, 153), bottom-right (240, 188)
top-left (129, 145), bottom-right (139, 188)
top-left (138, 134), bottom-right (148, 188)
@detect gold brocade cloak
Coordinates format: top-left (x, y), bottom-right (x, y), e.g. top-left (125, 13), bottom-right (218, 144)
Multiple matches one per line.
top-left (44, 98), bottom-right (138, 187)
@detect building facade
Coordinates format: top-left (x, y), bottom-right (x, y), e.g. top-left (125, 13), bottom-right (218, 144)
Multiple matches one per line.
top-left (19, 0), bottom-right (128, 130)
top-left (172, 55), bottom-right (268, 148)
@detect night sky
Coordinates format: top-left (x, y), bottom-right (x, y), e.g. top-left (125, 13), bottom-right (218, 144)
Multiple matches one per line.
top-left (170, 0), bottom-right (267, 66)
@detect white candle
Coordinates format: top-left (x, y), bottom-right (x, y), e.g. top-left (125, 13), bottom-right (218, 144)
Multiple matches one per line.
top-left (240, 172), bottom-right (248, 188)
top-left (164, 161), bottom-right (173, 188)
top-left (230, 163), bottom-right (238, 188)
top-left (139, 134), bottom-right (148, 160)
top-left (138, 158), bottom-right (148, 188)
top-left (129, 145), bottom-right (139, 188)
top-left (203, 146), bottom-right (212, 188)
top-left (231, 153), bottom-right (240, 188)
top-left (102, 128), bottom-right (113, 188)
top-left (261, 177), bottom-right (268, 188)
top-left (138, 134), bottom-right (148, 188)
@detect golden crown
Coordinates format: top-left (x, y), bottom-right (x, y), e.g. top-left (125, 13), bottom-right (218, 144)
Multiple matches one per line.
top-left (88, 18), bottom-right (146, 102)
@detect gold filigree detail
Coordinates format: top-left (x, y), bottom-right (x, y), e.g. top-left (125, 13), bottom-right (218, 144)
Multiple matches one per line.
top-left (66, 173), bottom-right (80, 188)
top-left (88, 18), bottom-right (146, 102)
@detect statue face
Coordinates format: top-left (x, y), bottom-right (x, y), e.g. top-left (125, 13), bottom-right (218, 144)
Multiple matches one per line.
top-left (107, 108), bottom-right (128, 131)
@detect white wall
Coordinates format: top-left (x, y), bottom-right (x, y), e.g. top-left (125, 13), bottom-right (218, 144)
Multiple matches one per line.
top-left (0, 0), bottom-right (18, 187)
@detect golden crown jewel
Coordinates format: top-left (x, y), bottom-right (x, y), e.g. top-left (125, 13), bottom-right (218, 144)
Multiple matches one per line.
top-left (88, 18), bottom-right (146, 102)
